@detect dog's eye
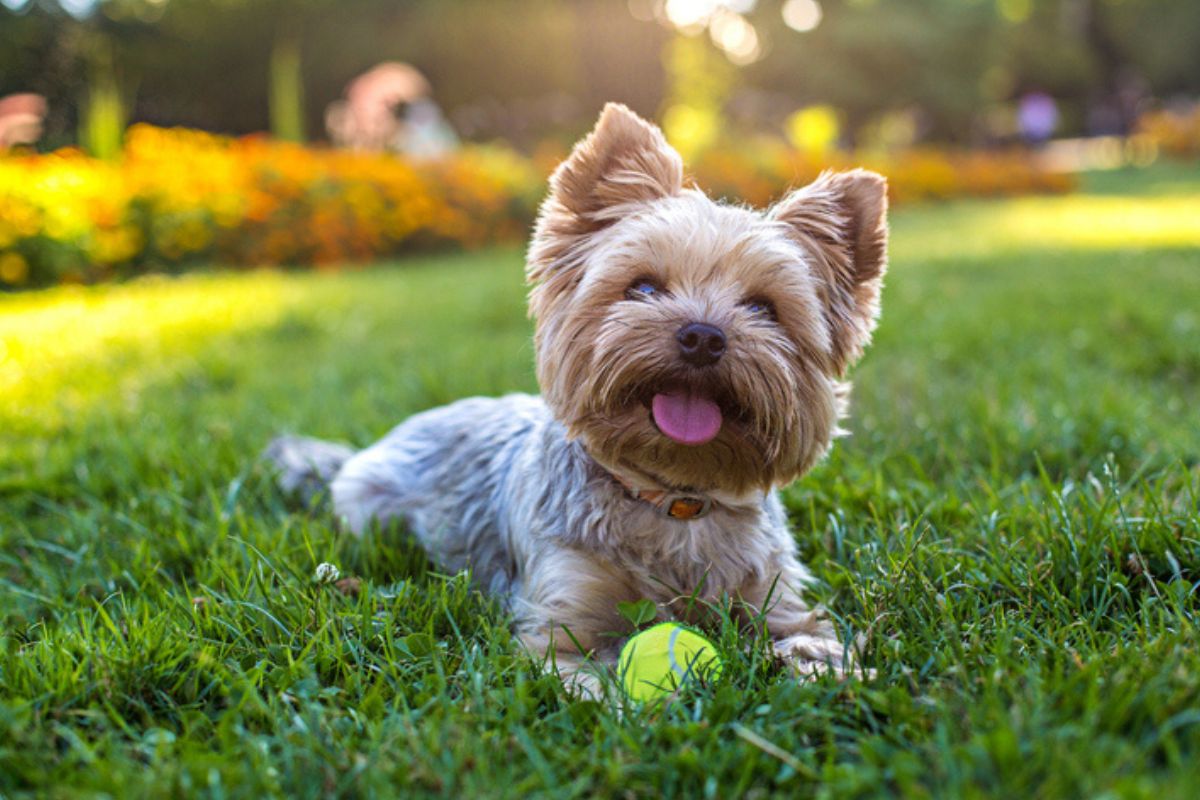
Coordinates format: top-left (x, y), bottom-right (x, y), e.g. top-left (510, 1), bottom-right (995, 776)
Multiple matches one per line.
top-left (626, 279), bottom-right (662, 300)
top-left (744, 298), bottom-right (777, 320)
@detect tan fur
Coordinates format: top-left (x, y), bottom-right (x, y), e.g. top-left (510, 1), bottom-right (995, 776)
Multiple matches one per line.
top-left (529, 104), bottom-right (887, 496)
top-left (280, 103), bottom-right (889, 694)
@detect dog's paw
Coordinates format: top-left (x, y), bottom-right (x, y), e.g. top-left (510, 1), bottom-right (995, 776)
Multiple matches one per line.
top-left (774, 634), bottom-right (873, 680)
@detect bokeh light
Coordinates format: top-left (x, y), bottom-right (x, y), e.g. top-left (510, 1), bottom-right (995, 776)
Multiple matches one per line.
top-left (781, 0), bottom-right (822, 33)
top-left (785, 105), bottom-right (839, 154)
top-left (57, 0), bottom-right (96, 18)
top-left (663, 103), bottom-right (720, 157)
top-left (708, 8), bottom-right (762, 65)
top-left (1, 0), bottom-right (1198, 289)
top-left (664, 0), bottom-right (718, 32)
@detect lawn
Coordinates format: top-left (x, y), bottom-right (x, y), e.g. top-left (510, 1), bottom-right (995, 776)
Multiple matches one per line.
top-left (2, 165), bottom-right (1199, 798)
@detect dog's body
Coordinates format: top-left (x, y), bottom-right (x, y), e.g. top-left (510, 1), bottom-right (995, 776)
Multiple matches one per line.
top-left (267, 104), bottom-right (888, 692)
top-left (270, 393), bottom-right (829, 684)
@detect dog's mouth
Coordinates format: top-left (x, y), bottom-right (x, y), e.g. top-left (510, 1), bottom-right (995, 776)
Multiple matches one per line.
top-left (636, 380), bottom-right (752, 447)
top-left (650, 390), bottom-right (723, 446)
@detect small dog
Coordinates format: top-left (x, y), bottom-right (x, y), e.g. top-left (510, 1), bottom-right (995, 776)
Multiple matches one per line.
top-left (266, 103), bottom-right (887, 693)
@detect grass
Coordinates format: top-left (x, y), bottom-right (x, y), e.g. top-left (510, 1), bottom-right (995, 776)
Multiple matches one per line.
top-left (2, 164), bottom-right (1200, 798)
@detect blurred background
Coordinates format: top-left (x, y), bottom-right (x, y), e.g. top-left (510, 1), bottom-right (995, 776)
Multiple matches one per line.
top-left (1, 0), bottom-right (1199, 287)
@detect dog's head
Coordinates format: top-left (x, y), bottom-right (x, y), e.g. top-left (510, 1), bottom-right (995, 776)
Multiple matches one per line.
top-left (527, 104), bottom-right (887, 496)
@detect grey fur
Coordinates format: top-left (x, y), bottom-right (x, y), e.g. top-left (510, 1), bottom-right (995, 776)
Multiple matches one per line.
top-left (266, 393), bottom-right (849, 692)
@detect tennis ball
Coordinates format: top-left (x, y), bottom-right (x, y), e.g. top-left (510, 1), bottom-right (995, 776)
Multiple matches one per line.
top-left (618, 622), bottom-right (723, 702)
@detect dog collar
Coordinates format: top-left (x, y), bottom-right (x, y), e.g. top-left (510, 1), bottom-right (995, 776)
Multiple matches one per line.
top-left (608, 470), bottom-right (713, 521)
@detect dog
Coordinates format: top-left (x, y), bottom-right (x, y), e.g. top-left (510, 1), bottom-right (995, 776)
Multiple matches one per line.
top-left (266, 103), bottom-right (887, 694)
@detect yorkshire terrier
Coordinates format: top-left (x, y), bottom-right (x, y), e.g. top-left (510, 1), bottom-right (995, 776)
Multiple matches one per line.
top-left (266, 103), bottom-right (888, 694)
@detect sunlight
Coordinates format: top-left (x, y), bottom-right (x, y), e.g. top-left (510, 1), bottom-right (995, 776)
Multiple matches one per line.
top-left (0, 272), bottom-right (302, 431)
top-left (891, 192), bottom-right (1200, 263)
top-left (998, 194), bottom-right (1200, 250)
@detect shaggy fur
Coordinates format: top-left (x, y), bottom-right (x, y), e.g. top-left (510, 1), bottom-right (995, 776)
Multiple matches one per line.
top-left (265, 103), bottom-right (888, 694)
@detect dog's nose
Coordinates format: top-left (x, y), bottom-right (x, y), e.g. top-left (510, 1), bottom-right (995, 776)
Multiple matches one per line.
top-left (676, 322), bottom-right (726, 366)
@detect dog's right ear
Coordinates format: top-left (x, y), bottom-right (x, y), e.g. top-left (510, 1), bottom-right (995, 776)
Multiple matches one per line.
top-left (527, 103), bottom-right (682, 288)
top-left (547, 102), bottom-right (683, 225)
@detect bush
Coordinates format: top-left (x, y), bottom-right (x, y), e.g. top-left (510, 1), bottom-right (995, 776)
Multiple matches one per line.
top-left (0, 125), bottom-right (543, 287)
top-left (0, 125), bottom-right (1075, 289)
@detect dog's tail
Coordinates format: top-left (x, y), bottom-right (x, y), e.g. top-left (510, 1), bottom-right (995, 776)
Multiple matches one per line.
top-left (262, 435), bottom-right (357, 507)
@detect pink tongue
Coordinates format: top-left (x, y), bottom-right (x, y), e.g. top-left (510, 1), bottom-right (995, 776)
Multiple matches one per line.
top-left (651, 392), bottom-right (723, 446)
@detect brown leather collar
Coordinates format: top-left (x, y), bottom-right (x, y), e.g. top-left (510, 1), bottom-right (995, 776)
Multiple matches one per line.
top-left (608, 469), bottom-right (713, 521)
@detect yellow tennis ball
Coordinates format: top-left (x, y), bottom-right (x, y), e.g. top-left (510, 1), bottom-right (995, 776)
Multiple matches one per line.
top-left (618, 622), bottom-right (723, 702)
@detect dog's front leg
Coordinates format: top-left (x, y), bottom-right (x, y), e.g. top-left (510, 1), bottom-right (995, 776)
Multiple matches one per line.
top-left (745, 555), bottom-right (859, 679)
top-left (511, 547), bottom-right (638, 698)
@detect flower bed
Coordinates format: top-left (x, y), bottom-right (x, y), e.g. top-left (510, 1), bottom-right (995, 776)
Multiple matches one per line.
top-left (0, 125), bottom-right (1074, 289)
top-left (690, 138), bottom-right (1075, 208)
top-left (0, 125), bottom-right (543, 287)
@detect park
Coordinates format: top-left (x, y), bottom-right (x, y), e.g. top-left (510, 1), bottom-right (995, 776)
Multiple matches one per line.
top-left (2, 0), bottom-right (1199, 796)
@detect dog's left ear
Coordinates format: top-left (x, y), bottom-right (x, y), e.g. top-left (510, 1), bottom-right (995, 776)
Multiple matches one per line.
top-left (528, 103), bottom-right (683, 289)
top-left (770, 169), bottom-right (889, 374)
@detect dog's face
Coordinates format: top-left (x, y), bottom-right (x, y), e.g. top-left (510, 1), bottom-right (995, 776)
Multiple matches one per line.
top-left (527, 104), bottom-right (888, 495)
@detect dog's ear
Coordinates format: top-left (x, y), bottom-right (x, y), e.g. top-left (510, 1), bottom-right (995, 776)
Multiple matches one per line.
top-left (770, 169), bottom-right (888, 374)
top-left (528, 103), bottom-right (682, 288)
top-left (546, 102), bottom-right (682, 226)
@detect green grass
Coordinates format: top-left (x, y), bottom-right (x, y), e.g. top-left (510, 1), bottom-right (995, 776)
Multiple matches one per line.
top-left (2, 165), bottom-right (1200, 798)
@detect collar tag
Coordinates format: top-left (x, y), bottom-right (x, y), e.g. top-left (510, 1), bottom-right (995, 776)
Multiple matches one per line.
top-left (663, 495), bottom-right (711, 520)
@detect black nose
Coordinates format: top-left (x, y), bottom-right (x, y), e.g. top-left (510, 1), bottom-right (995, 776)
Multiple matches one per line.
top-left (676, 322), bottom-right (726, 367)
